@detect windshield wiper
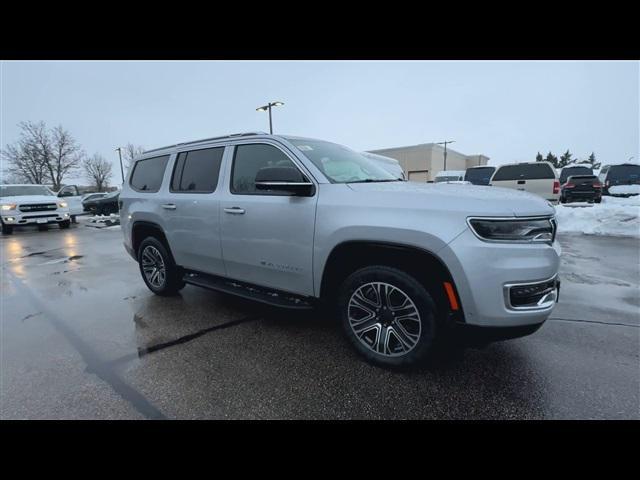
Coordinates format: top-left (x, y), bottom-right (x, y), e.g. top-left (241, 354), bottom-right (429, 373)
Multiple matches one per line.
top-left (347, 179), bottom-right (400, 183)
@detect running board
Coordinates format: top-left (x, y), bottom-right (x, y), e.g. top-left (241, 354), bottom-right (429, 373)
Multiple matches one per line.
top-left (182, 270), bottom-right (314, 310)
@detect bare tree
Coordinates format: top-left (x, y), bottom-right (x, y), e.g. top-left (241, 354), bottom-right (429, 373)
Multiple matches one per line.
top-left (1, 121), bottom-right (83, 190)
top-left (123, 143), bottom-right (145, 170)
top-left (48, 125), bottom-right (84, 191)
top-left (83, 153), bottom-right (113, 191)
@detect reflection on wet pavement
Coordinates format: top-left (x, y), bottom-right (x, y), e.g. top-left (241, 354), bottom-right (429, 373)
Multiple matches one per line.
top-left (1, 223), bottom-right (638, 419)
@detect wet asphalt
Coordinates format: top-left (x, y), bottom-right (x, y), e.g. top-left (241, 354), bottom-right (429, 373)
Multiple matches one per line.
top-left (1, 220), bottom-right (638, 419)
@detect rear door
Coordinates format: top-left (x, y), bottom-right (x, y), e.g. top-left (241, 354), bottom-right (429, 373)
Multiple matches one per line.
top-left (160, 145), bottom-right (227, 276)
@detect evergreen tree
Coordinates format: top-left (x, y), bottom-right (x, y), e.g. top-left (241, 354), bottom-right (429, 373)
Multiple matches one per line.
top-left (558, 150), bottom-right (574, 168)
top-left (535, 152), bottom-right (543, 162)
top-left (586, 152), bottom-right (601, 169)
top-left (544, 152), bottom-right (559, 168)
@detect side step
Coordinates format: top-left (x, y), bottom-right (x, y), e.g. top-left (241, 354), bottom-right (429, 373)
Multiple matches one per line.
top-left (182, 270), bottom-right (315, 310)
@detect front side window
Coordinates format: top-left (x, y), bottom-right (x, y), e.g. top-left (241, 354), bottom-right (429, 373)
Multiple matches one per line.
top-left (130, 155), bottom-right (170, 192)
top-left (286, 138), bottom-right (398, 184)
top-left (231, 144), bottom-right (304, 194)
top-left (171, 147), bottom-right (224, 193)
top-left (492, 164), bottom-right (555, 181)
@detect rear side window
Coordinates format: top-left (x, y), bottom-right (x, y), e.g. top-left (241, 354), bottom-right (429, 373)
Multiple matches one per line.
top-left (231, 144), bottom-right (303, 194)
top-left (171, 147), bottom-right (224, 193)
top-left (492, 164), bottom-right (555, 181)
top-left (130, 155), bottom-right (170, 192)
top-left (560, 166), bottom-right (593, 183)
top-left (607, 165), bottom-right (640, 181)
top-left (465, 167), bottom-right (495, 185)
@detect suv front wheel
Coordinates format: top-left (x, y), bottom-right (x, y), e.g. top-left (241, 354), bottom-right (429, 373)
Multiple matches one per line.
top-left (137, 237), bottom-right (185, 296)
top-left (338, 266), bottom-right (437, 368)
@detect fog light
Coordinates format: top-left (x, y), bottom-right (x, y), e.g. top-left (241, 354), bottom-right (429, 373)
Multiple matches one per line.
top-left (64, 213), bottom-right (69, 217)
top-left (6, 217), bottom-right (15, 222)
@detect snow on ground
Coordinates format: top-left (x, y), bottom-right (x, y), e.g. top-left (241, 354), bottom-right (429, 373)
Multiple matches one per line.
top-left (84, 214), bottom-right (121, 228)
top-left (555, 196), bottom-right (640, 238)
top-left (609, 184), bottom-right (640, 196)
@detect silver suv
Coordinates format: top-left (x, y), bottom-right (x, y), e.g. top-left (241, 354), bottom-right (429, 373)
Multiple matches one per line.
top-left (120, 133), bottom-right (560, 367)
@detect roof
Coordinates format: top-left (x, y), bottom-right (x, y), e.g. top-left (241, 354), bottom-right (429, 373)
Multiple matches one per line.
top-left (143, 131), bottom-right (269, 154)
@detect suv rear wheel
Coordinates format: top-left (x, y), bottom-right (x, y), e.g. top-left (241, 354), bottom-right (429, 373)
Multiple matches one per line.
top-left (338, 266), bottom-right (437, 368)
top-left (138, 237), bottom-right (185, 296)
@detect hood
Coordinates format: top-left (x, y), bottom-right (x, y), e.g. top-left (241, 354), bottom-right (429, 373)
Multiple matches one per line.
top-left (346, 182), bottom-right (555, 217)
top-left (0, 195), bottom-right (59, 204)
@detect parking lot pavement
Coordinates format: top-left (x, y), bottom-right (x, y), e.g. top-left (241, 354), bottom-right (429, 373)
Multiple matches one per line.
top-left (1, 222), bottom-right (638, 419)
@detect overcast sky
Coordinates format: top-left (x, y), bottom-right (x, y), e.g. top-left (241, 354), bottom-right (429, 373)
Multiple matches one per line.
top-left (1, 60), bottom-right (638, 182)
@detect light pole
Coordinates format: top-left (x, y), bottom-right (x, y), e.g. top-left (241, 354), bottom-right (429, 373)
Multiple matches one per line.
top-left (256, 101), bottom-right (284, 134)
top-left (115, 147), bottom-right (125, 184)
top-left (436, 140), bottom-right (455, 171)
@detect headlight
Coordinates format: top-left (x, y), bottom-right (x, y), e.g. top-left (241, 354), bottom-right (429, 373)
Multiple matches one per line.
top-left (58, 201), bottom-right (68, 208)
top-left (1, 203), bottom-right (17, 211)
top-left (468, 217), bottom-right (555, 244)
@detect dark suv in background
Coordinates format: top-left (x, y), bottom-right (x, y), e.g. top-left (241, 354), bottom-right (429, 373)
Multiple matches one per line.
top-left (598, 163), bottom-right (640, 196)
top-left (560, 175), bottom-right (602, 204)
top-left (559, 165), bottom-right (593, 185)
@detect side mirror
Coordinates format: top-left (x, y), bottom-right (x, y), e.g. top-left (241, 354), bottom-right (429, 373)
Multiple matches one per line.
top-left (255, 166), bottom-right (314, 196)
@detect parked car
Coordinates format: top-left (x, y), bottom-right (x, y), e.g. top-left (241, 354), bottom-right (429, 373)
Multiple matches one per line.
top-left (1, 184), bottom-right (71, 235)
top-left (361, 152), bottom-right (405, 180)
top-left (434, 170), bottom-right (466, 183)
top-left (85, 190), bottom-right (120, 215)
top-left (559, 165), bottom-right (593, 185)
top-left (489, 161), bottom-right (560, 203)
top-left (81, 192), bottom-right (108, 211)
top-left (464, 166), bottom-right (496, 185)
top-left (598, 163), bottom-right (640, 196)
top-left (120, 132), bottom-right (560, 368)
top-left (560, 175), bottom-right (602, 204)
top-left (56, 184), bottom-right (86, 221)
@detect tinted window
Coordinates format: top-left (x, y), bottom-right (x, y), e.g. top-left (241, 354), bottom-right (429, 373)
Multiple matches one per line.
top-left (171, 147), bottom-right (224, 193)
top-left (607, 165), bottom-right (640, 182)
top-left (492, 164), bottom-right (555, 181)
top-left (130, 155), bottom-right (169, 192)
top-left (560, 166), bottom-right (593, 183)
top-left (465, 167), bottom-right (495, 185)
top-left (231, 144), bottom-right (303, 194)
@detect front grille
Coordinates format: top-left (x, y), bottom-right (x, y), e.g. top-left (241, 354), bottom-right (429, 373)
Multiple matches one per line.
top-left (19, 203), bottom-right (57, 212)
top-left (550, 217), bottom-right (557, 243)
top-left (508, 278), bottom-right (557, 309)
top-left (22, 214), bottom-right (60, 219)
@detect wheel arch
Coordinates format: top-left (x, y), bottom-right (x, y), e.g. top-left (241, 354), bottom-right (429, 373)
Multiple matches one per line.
top-left (319, 241), bottom-right (463, 322)
top-left (131, 221), bottom-right (176, 263)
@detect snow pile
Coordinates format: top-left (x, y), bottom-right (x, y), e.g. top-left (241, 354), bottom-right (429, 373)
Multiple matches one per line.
top-left (555, 196), bottom-right (640, 238)
top-left (85, 214), bottom-right (121, 228)
top-left (609, 184), bottom-right (640, 196)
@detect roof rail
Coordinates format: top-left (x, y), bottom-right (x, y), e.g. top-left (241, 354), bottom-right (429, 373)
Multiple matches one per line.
top-left (142, 132), bottom-right (269, 155)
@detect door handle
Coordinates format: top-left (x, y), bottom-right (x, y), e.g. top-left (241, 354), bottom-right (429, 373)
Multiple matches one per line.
top-left (161, 204), bottom-right (177, 210)
top-left (224, 207), bottom-right (245, 215)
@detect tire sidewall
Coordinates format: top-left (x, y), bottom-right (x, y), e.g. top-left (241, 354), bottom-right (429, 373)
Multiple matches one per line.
top-left (137, 237), bottom-right (180, 295)
top-left (338, 266), bottom-right (437, 368)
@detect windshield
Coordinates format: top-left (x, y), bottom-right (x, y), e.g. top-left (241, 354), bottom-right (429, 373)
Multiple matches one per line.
top-left (464, 167), bottom-right (495, 185)
top-left (0, 185), bottom-right (54, 197)
top-left (560, 166), bottom-right (592, 183)
top-left (287, 138), bottom-right (399, 183)
top-left (608, 165), bottom-right (640, 182)
top-left (434, 176), bottom-right (462, 183)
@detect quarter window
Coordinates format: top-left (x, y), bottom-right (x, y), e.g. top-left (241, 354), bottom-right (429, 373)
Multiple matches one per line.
top-left (130, 155), bottom-right (170, 193)
top-left (231, 144), bottom-right (304, 194)
top-left (171, 147), bottom-right (224, 193)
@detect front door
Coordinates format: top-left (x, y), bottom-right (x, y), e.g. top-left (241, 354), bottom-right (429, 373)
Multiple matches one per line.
top-left (58, 185), bottom-right (83, 215)
top-left (219, 142), bottom-right (317, 296)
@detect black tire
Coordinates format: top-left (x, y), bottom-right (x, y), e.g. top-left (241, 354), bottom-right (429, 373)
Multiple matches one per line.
top-left (595, 197), bottom-right (602, 203)
top-left (338, 265), bottom-right (437, 368)
top-left (137, 236), bottom-right (185, 296)
top-left (59, 220), bottom-right (71, 229)
top-left (1, 221), bottom-right (13, 235)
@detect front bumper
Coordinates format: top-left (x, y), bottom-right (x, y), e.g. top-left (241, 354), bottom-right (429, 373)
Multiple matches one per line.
top-left (1, 210), bottom-right (70, 226)
top-left (440, 227), bottom-right (560, 328)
